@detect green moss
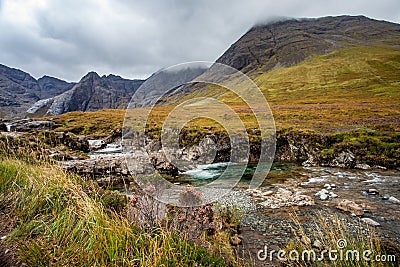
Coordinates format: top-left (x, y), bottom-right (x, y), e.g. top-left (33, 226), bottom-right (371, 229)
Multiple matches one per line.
top-left (329, 130), bottom-right (400, 167)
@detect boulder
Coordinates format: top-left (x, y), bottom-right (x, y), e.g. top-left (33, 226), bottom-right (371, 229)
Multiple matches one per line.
top-left (367, 189), bottom-right (379, 195)
top-left (315, 189), bottom-right (337, 200)
top-left (60, 156), bottom-right (130, 176)
top-left (334, 150), bottom-right (356, 168)
top-left (355, 163), bottom-right (371, 170)
top-left (319, 193), bottom-right (329, 201)
top-left (258, 187), bottom-right (314, 209)
top-left (337, 199), bottom-right (364, 216)
top-left (60, 148), bottom-right (178, 179)
top-left (8, 119), bottom-right (54, 132)
top-left (329, 192), bottom-right (339, 199)
top-left (388, 196), bottom-right (400, 204)
top-left (56, 132), bottom-right (89, 152)
top-left (88, 139), bottom-right (106, 151)
top-left (361, 218), bottom-right (381, 227)
top-left (324, 184), bottom-right (332, 190)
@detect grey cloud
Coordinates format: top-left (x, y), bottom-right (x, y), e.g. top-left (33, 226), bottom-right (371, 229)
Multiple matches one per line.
top-left (0, 0), bottom-right (399, 82)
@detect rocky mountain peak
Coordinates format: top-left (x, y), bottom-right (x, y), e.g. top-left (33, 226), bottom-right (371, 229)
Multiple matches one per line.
top-left (26, 70), bottom-right (146, 116)
top-left (216, 15), bottom-right (400, 74)
top-left (81, 71), bottom-right (101, 82)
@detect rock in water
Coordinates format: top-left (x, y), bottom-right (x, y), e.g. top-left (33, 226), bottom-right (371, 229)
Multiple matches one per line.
top-left (319, 193), bottom-right (329, 201)
top-left (329, 192), bottom-right (339, 199)
top-left (88, 139), bottom-right (107, 151)
top-left (324, 184), bottom-right (332, 190)
top-left (355, 163), bottom-right (371, 170)
top-left (315, 189), bottom-right (337, 200)
top-left (367, 189), bottom-right (379, 195)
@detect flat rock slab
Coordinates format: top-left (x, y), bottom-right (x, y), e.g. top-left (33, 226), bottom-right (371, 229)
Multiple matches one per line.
top-left (337, 199), bottom-right (364, 216)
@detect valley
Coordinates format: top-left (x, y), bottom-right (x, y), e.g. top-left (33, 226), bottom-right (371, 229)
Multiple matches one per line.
top-left (1, 15), bottom-right (400, 266)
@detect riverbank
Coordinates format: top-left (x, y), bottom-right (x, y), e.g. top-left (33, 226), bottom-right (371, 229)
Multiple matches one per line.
top-left (205, 163), bottom-right (400, 266)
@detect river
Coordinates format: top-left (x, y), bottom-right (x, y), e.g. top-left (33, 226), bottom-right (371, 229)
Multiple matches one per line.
top-left (89, 143), bottom-right (400, 265)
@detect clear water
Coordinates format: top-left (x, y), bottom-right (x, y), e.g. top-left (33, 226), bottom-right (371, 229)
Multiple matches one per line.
top-left (176, 161), bottom-right (300, 186)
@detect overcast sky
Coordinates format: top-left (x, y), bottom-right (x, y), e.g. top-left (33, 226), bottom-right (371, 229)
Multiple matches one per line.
top-left (0, 0), bottom-right (399, 82)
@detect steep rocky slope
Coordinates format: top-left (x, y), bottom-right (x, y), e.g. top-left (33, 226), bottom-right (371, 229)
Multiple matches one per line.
top-left (26, 67), bottom-right (206, 116)
top-left (27, 72), bottom-right (144, 116)
top-left (0, 64), bottom-right (73, 117)
top-left (37, 76), bottom-right (75, 99)
top-left (0, 64), bottom-right (75, 117)
top-left (216, 15), bottom-right (400, 74)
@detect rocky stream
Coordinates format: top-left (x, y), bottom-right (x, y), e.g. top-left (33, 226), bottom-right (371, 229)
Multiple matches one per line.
top-left (1, 119), bottom-right (399, 266)
top-left (77, 140), bottom-right (400, 266)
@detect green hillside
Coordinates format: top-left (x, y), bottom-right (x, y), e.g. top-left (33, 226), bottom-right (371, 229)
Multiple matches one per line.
top-left (216, 44), bottom-right (400, 132)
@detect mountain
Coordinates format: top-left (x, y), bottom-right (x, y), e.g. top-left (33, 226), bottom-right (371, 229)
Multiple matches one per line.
top-left (0, 64), bottom-right (146, 117)
top-left (0, 63), bottom-right (206, 117)
top-left (0, 64), bottom-right (73, 117)
top-left (158, 16), bottom-right (399, 106)
top-left (28, 66), bottom-right (207, 115)
top-left (27, 72), bottom-right (145, 116)
top-left (128, 66), bottom-right (207, 108)
top-left (3, 15), bottom-right (400, 121)
top-left (216, 15), bottom-right (400, 75)
top-left (0, 64), bottom-right (75, 117)
top-left (159, 15), bottom-right (400, 133)
top-left (37, 76), bottom-right (75, 99)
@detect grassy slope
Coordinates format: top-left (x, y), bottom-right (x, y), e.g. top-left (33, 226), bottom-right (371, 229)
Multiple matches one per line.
top-left (0, 158), bottom-right (227, 266)
top-left (221, 45), bottom-right (400, 133)
top-left (50, 109), bottom-right (126, 139)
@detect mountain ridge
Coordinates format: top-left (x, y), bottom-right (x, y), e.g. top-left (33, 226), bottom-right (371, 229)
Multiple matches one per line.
top-left (27, 71), bottom-right (145, 116)
top-left (216, 15), bottom-right (400, 75)
top-left (0, 63), bottom-right (149, 117)
top-left (0, 64), bottom-right (75, 117)
top-left (2, 15), bottom-right (400, 119)
top-left (158, 15), bottom-right (400, 106)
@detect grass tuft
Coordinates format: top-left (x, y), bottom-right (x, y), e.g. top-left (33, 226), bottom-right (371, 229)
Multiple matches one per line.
top-left (0, 159), bottom-right (228, 266)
